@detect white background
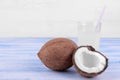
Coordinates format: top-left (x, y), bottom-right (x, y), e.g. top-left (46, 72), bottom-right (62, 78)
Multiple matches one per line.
top-left (0, 0), bottom-right (120, 38)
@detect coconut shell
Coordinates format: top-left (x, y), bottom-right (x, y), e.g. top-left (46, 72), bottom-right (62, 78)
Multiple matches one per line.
top-left (72, 46), bottom-right (108, 78)
top-left (38, 38), bottom-right (78, 71)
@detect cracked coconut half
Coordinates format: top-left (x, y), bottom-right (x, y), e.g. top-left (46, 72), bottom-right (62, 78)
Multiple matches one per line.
top-left (73, 46), bottom-right (108, 78)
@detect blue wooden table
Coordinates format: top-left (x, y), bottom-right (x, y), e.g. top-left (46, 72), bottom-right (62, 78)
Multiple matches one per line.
top-left (0, 38), bottom-right (120, 80)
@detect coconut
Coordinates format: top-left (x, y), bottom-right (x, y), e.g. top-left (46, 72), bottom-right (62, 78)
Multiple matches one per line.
top-left (73, 46), bottom-right (108, 78)
top-left (38, 38), bottom-right (78, 71)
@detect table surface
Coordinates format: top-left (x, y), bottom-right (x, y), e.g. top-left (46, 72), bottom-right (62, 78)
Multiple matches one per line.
top-left (0, 38), bottom-right (120, 80)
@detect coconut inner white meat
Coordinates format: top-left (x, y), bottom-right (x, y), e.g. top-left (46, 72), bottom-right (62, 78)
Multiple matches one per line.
top-left (74, 47), bottom-right (106, 73)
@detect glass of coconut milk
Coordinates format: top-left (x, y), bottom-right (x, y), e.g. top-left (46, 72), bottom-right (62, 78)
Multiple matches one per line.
top-left (78, 21), bottom-right (101, 50)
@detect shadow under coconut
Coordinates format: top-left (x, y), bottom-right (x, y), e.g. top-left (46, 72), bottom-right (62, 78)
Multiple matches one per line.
top-left (48, 67), bottom-right (80, 79)
top-left (51, 67), bottom-right (102, 80)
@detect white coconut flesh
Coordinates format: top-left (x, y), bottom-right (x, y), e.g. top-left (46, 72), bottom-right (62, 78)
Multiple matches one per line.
top-left (74, 47), bottom-right (106, 73)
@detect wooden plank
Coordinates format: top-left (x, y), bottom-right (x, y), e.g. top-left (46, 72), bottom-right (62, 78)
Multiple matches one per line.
top-left (0, 38), bottom-right (120, 80)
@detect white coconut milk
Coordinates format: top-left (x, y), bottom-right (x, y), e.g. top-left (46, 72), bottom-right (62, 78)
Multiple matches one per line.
top-left (78, 22), bottom-right (101, 50)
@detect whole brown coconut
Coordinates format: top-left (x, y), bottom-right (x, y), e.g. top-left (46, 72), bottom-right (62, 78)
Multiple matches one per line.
top-left (38, 38), bottom-right (78, 71)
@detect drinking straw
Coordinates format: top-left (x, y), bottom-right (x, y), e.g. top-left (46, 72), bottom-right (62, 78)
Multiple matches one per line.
top-left (96, 6), bottom-right (106, 31)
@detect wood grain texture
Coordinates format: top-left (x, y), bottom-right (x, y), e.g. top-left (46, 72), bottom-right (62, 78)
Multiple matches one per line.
top-left (0, 38), bottom-right (120, 80)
